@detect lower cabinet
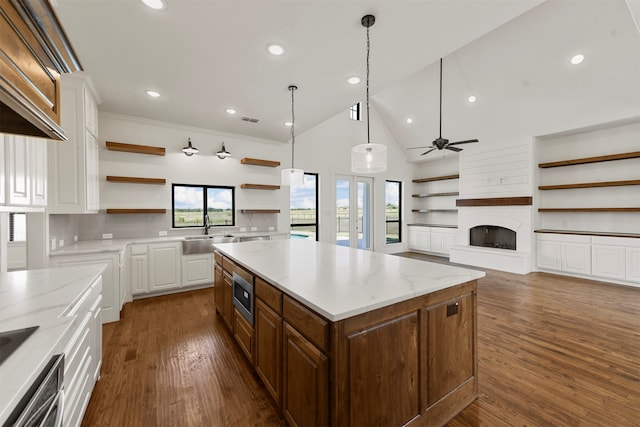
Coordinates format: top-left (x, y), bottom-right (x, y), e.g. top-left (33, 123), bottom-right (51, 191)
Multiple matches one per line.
top-left (255, 296), bottom-right (282, 406)
top-left (222, 270), bottom-right (234, 329)
top-left (627, 247), bottom-right (640, 283)
top-left (233, 308), bottom-right (254, 362)
top-left (148, 242), bottom-right (181, 292)
top-left (130, 247), bottom-right (149, 295)
top-left (408, 226), bottom-right (457, 256)
top-left (181, 253), bottom-right (213, 287)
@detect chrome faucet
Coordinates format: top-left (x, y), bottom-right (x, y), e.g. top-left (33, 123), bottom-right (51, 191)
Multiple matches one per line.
top-left (204, 214), bottom-right (210, 235)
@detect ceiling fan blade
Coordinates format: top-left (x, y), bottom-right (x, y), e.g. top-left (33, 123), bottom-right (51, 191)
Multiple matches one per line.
top-left (445, 146), bottom-right (463, 152)
top-left (406, 146), bottom-right (432, 150)
top-left (420, 148), bottom-right (437, 156)
top-left (448, 139), bottom-right (479, 146)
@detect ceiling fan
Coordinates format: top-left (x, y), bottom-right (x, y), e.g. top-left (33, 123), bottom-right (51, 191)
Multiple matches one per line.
top-left (408, 58), bottom-right (479, 156)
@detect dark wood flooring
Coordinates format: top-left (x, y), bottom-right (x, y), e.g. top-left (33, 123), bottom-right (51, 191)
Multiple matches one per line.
top-left (81, 254), bottom-right (640, 426)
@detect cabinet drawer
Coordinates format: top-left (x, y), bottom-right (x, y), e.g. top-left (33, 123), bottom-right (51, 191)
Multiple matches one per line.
top-left (214, 251), bottom-right (223, 266)
top-left (283, 296), bottom-right (328, 353)
top-left (234, 264), bottom-right (253, 284)
top-left (222, 256), bottom-right (235, 273)
top-left (256, 277), bottom-right (282, 314)
top-left (234, 308), bottom-right (254, 363)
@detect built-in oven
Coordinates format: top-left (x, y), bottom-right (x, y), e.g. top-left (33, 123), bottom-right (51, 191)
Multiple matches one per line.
top-left (4, 353), bottom-right (64, 427)
top-left (232, 272), bottom-right (254, 325)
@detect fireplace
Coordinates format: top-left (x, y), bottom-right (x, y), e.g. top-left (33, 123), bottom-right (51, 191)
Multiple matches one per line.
top-left (470, 225), bottom-right (516, 250)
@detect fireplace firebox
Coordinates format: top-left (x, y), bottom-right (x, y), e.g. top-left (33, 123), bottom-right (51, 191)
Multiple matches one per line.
top-left (470, 225), bottom-right (516, 250)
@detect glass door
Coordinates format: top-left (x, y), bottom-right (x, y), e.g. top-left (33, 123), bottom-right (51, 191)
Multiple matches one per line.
top-left (335, 176), bottom-right (373, 250)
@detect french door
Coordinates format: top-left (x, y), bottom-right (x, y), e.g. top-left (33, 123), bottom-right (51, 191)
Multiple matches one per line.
top-left (335, 175), bottom-right (373, 250)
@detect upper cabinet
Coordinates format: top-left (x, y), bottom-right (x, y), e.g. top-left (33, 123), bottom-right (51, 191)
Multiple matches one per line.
top-left (48, 74), bottom-right (101, 213)
top-left (0, 133), bottom-right (48, 207)
top-left (0, 0), bottom-right (82, 140)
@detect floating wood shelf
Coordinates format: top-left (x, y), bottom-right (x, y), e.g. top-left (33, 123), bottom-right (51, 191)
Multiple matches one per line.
top-left (106, 209), bottom-right (167, 214)
top-left (538, 179), bottom-right (640, 190)
top-left (456, 196), bottom-right (533, 207)
top-left (240, 158), bottom-right (281, 167)
top-left (538, 151), bottom-right (640, 168)
top-left (240, 209), bottom-right (280, 214)
top-left (106, 141), bottom-right (166, 156)
top-left (535, 229), bottom-right (640, 239)
top-left (240, 184), bottom-right (281, 190)
top-left (411, 209), bottom-right (458, 213)
top-left (412, 174), bottom-right (459, 183)
top-left (538, 208), bottom-right (640, 212)
top-left (412, 192), bottom-right (459, 198)
top-left (106, 176), bottom-right (166, 185)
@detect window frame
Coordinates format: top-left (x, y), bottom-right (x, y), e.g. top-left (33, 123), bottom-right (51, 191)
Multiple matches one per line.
top-left (290, 172), bottom-right (319, 241)
top-left (171, 183), bottom-right (236, 229)
top-left (349, 102), bottom-right (361, 121)
top-left (385, 180), bottom-right (402, 244)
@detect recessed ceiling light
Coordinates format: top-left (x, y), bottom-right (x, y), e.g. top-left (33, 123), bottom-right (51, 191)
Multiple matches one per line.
top-left (225, 108), bottom-right (237, 115)
top-left (145, 90), bottom-right (160, 98)
top-left (406, 118), bottom-right (413, 124)
top-left (283, 121), bottom-right (293, 127)
top-left (467, 95), bottom-right (477, 103)
top-left (267, 44), bottom-right (285, 56)
top-left (141, 0), bottom-right (166, 10)
top-left (347, 76), bottom-right (361, 85)
top-left (570, 54), bottom-right (584, 65)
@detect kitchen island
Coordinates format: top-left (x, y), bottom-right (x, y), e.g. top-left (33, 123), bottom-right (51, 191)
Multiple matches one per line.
top-left (213, 239), bottom-right (485, 426)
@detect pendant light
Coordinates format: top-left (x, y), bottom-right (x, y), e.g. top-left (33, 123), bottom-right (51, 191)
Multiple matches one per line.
top-left (351, 14), bottom-right (387, 174)
top-left (182, 138), bottom-right (198, 156)
top-left (281, 85), bottom-right (304, 186)
top-left (216, 142), bottom-right (231, 159)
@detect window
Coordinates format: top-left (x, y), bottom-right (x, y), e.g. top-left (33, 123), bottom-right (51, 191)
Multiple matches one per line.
top-left (9, 213), bottom-right (26, 242)
top-left (385, 180), bottom-right (401, 244)
top-left (290, 173), bottom-right (318, 241)
top-left (172, 184), bottom-right (235, 228)
top-left (349, 102), bottom-right (361, 121)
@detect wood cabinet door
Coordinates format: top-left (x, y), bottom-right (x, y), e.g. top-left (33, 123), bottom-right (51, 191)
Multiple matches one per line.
top-left (255, 299), bottom-right (282, 406)
top-left (222, 272), bottom-right (234, 329)
top-left (282, 322), bottom-right (328, 427)
top-left (426, 292), bottom-right (475, 406)
top-left (233, 308), bottom-right (254, 363)
top-left (214, 263), bottom-right (224, 314)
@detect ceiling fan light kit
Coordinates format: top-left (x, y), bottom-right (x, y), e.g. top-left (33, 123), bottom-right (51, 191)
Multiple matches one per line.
top-left (407, 57), bottom-right (479, 157)
top-left (281, 85), bottom-right (304, 186)
top-left (351, 14), bottom-right (387, 174)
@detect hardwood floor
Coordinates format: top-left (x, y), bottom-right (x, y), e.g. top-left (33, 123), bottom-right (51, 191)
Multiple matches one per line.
top-left (82, 256), bottom-right (640, 426)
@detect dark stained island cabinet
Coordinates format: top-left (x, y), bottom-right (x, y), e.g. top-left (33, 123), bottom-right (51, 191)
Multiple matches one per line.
top-left (214, 240), bottom-right (483, 426)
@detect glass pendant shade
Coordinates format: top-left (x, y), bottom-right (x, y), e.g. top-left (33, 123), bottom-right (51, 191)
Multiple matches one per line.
top-left (351, 143), bottom-right (387, 173)
top-left (281, 168), bottom-right (304, 186)
top-left (182, 138), bottom-right (198, 156)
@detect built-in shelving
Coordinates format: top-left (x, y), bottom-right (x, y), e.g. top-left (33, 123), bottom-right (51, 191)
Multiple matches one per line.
top-left (412, 174), bottom-right (459, 183)
top-left (538, 151), bottom-right (640, 168)
top-left (411, 209), bottom-right (457, 213)
top-left (106, 176), bottom-right (166, 185)
top-left (534, 229), bottom-right (640, 238)
top-left (240, 158), bottom-right (280, 167)
top-left (106, 141), bottom-right (166, 156)
top-left (106, 209), bottom-right (167, 214)
top-left (240, 184), bottom-right (281, 190)
top-left (538, 208), bottom-right (640, 212)
top-left (240, 209), bottom-right (280, 214)
top-left (412, 192), bottom-right (459, 198)
top-left (539, 180), bottom-right (640, 190)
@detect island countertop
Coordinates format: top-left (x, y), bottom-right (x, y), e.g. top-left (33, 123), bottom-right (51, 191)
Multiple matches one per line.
top-left (213, 239), bottom-right (485, 321)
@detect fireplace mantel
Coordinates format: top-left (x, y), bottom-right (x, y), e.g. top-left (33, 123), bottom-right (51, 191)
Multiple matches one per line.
top-left (456, 197), bottom-right (532, 207)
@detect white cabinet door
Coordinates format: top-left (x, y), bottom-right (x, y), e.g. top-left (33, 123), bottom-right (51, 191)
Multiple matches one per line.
top-left (443, 231), bottom-right (457, 256)
top-left (430, 231), bottom-right (445, 254)
top-left (537, 239), bottom-right (562, 271)
top-left (30, 137), bottom-right (47, 206)
top-left (408, 227), bottom-right (420, 250)
top-left (5, 135), bottom-right (30, 205)
top-left (149, 242), bottom-right (181, 292)
top-left (130, 254), bottom-right (149, 295)
top-left (592, 245), bottom-right (626, 280)
top-left (626, 247), bottom-right (640, 284)
top-left (562, 243), bottom-right (591, 275)
top-left (84, 86), bottom-right (98, 137)
top-left (182, 254), bottom-right (213, 287)
top-left (85, 131), bottom-right (100, 212)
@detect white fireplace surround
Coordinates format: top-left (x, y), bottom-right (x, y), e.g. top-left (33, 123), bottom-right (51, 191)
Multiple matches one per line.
top-left (450, 206), bottom-right (534, 274)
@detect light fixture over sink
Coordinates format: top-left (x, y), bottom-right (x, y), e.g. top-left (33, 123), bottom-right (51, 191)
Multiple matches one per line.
top-left (182, 138), bottom-right (198, 156)
top-left (216, 142), bottom-right (231, 159)
top-left (281, 85), bottom-right (304, 186)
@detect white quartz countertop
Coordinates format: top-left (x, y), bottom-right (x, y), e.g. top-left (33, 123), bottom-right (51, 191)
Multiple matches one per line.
top-left (0, 264), bottom-right (106, 424)
top-left (213, 240), bottom-right (485, 322)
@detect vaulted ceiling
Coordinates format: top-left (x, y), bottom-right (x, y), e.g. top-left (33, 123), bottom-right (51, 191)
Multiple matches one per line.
top-left (55, 0), bottom-right (640, 162)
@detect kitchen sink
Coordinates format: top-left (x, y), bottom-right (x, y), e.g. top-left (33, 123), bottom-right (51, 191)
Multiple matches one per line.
top-left (182, 235), bottom-right (239, 254)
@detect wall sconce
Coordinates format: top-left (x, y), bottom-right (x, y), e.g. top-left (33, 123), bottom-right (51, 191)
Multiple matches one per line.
top-left (216, 142), bottom-right (231, 159)
top-left (182, 138), bottom-right (199, 156)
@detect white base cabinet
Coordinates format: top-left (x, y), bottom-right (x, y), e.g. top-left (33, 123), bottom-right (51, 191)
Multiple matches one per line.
top-left (408, 226), bottom-right (457, 256)
top-left (182, 254), bottom-right (213, 287)
top-left (536, 233), bottom-right (640, 286)
top-left (148, 242), bottom-right (181, 292)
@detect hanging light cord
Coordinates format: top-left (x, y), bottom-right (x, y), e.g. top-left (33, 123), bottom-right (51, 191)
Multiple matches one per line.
top-left (365, 22), bottom-right (371, 144)
top-left (289, 85), bottom-right (296, 169)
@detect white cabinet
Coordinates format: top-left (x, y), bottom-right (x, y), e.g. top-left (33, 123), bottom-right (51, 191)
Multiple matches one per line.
top-left (592, 245), bottom-right (626, 281)
top-left (48, 74), bottom-right (100, 214)
top-left (148, 242), bottom-right (181, 292)
top-left (626, 247), bottom-right (640, 283)
top-left (130, 244), bottom-right (149, 295)
top-left (561, 242), bottom-right (591, 275)
top-left (1, 134), bottom-right (47, 207)
top-left (50, 251), bottom-right (121, 323)
top-left (182, 254), bottom-right (213, 287)
top-left (536, 234), bottom-right (590, 275)
top-left (408, 226), bottom-right (457, 256)
top-left (536, 239), bottom-right (562, 270)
